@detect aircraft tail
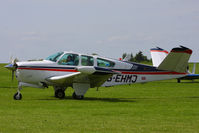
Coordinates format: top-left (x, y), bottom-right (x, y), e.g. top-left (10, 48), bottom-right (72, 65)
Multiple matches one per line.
top-left (157, 46), bottom-right (192, 73)
top-left (150, 47), bottom-right (169, 67)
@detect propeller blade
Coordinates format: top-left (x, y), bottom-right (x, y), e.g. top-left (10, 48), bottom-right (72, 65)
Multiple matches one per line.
top-left (5, 56), bottom-right (19, 82)
top-left (12, 70), bottom-right (14, 81)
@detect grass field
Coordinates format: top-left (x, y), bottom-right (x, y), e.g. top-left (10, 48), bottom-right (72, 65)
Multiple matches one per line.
top-left (0, 63), bottom-right (199, 133)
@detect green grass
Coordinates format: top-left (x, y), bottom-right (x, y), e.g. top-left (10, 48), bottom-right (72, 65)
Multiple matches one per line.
top-left (0, 63), bottom-right (199, 133)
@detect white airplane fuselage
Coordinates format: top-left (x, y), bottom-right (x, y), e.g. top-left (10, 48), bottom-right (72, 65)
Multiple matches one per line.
top-left (15, 52), bottom-right (186, 88)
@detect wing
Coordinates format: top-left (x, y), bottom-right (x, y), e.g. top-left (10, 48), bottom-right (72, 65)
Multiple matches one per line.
top-left (89, 73), bottom-right (113, 88)
top-left (45, 66), bottom-right (119, 87)
top-left (46, 72), bottom-right (81, 84)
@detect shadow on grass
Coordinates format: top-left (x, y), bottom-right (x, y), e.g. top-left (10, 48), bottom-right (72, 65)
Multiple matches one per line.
top-left (0, 86), bottom-right (17, 89)
top-left (177, 82), bottom-right (199, 84)
top-left (186, 96), bottom-right (199, 98)
top-left (155, 79), bottom-right (199, 82)
top-left (38, 96), bottom-right (136, 103)
top-left (26, 95), bottom-right (199, 103)
top-left (83, 97), bottom-right (136, 102)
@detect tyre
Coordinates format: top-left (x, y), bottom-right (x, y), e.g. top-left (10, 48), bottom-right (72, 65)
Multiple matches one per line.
top-left (13, 92), bottom-right (22, 100)
top-left (55, 89), bottom-right (65, 99)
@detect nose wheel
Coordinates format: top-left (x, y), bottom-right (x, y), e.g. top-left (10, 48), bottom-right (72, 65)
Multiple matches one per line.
top-left (14, 92), bottom-right (22, 100)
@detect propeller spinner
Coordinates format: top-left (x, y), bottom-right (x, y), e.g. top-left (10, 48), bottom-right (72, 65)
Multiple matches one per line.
top-left (5, 58), bottom-right (18, 81)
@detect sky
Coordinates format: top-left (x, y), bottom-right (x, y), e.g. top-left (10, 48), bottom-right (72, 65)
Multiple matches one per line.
top-left (0, 0), bottom-right (199, 63)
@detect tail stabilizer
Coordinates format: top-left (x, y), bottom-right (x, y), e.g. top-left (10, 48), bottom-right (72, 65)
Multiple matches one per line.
top-left (158, 46), bottom-right (192, 73)
top-left (150, 47), bottom-right (169, 67)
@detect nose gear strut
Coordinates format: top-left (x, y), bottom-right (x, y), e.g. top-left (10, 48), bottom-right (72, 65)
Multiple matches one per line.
top-left (13, 82), bottom-right (22, 100)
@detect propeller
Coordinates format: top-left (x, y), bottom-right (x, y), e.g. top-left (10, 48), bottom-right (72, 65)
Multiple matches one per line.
top-left (5, 57), bottom-right (19, 81)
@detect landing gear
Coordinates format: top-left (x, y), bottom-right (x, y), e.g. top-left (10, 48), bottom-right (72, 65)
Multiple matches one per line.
top-left (55, 89), bottom-right (65, 99)
top-left (13, 92), bottom-right (22, 100)
top-left (72, 92), bottom-right (84, 100)
top-left (14, 83), bottom-right (23, 100)
top-left (53, 86), bottom-right (66, 99)
top-left (72, 83), bottom-right (89, 100)
top-left (177, 79), bottom-right (181, 83)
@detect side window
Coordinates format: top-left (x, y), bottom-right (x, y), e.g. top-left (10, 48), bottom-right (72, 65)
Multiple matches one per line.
top-left (81, 55), bottom-right (94, 66)
top-left (58, 54), bottom-right (79, 66)
top-left (97, 58), bottom-right (115, 67)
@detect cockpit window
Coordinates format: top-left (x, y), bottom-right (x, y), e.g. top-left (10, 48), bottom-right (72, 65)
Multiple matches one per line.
top-left (45, 52), bottom-right (63, 62)
top-left (58, 53), bottom-right (79, 66)
top-left (81, 55), bottom-right (94, 66)
top-left (97, 58), bottom-right (115, 67)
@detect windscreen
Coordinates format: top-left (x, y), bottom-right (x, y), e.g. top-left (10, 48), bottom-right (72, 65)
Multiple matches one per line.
top-left (45, 52), bottom-right (64, 62)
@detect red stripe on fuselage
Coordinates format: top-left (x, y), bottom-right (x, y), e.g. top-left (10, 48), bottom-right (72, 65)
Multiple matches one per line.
top-left (17, 67), bottom-right (78, 72)
top-left (121, 71), bottom-right (186, 75)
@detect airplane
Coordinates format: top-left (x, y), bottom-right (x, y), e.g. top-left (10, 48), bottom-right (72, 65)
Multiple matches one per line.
top-left (5, 46), bottom-right (192, 100)
top-left (150, 46), bottom-right (199, 83)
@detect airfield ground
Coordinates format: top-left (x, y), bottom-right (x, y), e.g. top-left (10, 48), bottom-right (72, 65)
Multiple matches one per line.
top-left (0, 63), bottom-right (199, 133)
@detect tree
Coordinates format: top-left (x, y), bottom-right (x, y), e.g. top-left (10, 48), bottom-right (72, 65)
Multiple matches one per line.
top-left (129, 53), bottom-right (135, 62)
top-left (122, 53), bottom-right (127, 59)
top-left (122, 51), bottom-right (150, 63)
top-left (134, 51), bottom-right (143, 62)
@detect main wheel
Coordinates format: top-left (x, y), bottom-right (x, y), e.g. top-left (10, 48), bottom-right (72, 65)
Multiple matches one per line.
top-left (72, 92), bottom-right (84, 100)
top-left (13, 92), bottom-right (22, 100)
top-left (55, 89), bottom-right (65, 99)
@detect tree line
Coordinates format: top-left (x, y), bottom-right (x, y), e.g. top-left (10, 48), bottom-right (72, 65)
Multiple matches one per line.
top-left (122, 51), bottom-right (151, 63)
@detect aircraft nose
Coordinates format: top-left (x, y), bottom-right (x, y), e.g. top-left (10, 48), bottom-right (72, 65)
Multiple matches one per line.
top-left (5, 63), bottom-right (18, 81)
top-left (4, 63), bottom-right (18, 71)
top-left (5, 64), bottom-right (13, 70)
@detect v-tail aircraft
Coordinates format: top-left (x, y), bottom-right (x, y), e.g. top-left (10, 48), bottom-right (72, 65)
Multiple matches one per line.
top-left (5, 46), bottom-right (192, 100)
top-left (150, 46), bottom-right (199, 83)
